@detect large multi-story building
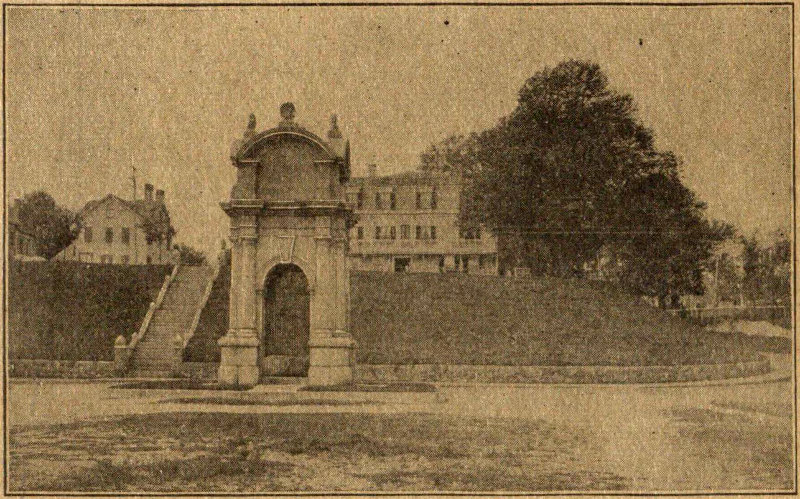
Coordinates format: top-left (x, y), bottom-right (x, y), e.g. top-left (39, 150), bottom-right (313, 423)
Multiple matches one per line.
top-left (55, 183), bottom-right (175, 265)
top-left (346, 166), bottom-right (497, 274)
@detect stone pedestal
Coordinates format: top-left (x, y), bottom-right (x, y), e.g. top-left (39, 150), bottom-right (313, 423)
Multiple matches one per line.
top-left (308, 336), bottom-right (355, 386)
top-left (218, 333), bottom-right (260, 387)
top-left (113, 335), bottom-right (130, 376)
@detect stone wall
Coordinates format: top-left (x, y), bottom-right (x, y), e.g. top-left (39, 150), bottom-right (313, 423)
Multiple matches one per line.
top-left (9, 359), bottom-right (115, 379)
top-left (356, 357), bottom-right (771, 384)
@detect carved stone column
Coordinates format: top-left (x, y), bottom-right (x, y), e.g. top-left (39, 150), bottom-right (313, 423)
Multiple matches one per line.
top-left (308, 216), bottom-right (354, 386)
top-left (218, 204), bottom-right (261, 387)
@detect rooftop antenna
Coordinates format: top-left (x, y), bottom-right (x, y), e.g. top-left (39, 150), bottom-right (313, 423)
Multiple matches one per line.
top-left (130, 163), bottom-right (138, 201)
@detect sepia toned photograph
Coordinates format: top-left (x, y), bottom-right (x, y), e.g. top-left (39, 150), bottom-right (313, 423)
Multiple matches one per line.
top-left (2, 3), bottom-right (795, 495)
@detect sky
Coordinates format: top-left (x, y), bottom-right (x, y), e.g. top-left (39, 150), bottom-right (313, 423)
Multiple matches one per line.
top-left (5, 5), bottom-right (793, 256)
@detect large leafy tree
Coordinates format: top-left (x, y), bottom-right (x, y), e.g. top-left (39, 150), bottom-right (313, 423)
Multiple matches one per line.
top-left (14, 191), bottom-right (79, 259)
top-left (426, 60), bottom-right (730, 304)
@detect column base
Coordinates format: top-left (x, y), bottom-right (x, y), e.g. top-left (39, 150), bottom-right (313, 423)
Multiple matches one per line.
top-left (307, 335), bottom-right (355, 386)
top-left (217, 333), bottom-right (260, 388)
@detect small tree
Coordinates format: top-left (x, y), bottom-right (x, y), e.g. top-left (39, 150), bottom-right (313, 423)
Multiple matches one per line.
top-left (175, 244), bottom-right (207, 266)
top-left (14, 191), bottom-right (79, 259)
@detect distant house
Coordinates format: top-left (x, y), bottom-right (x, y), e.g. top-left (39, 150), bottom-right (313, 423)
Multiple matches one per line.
top-left (55, 183), bottom-right (175, 265)
top-left (8, 202), bottom-right (42, 261)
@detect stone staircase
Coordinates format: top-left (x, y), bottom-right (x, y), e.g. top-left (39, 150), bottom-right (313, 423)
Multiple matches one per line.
top-left (129, 264), bottom-right (217, 377)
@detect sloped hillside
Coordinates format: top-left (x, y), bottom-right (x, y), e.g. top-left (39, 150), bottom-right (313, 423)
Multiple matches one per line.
top-left (8, 261), bottom-right (172, 361)
top-left (185, 270), bottom-right (759, 366)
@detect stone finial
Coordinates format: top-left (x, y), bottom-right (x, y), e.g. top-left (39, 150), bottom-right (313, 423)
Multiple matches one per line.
top-left (280, 102), bottom-right (296, 121)
top-left (327, 114), bottom-right (342, 139)
top-left (243, 113), bottom-right (256, 140)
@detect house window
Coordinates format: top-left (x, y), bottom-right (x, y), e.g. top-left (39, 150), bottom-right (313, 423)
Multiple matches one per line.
top-left (84, 227), bottom-right (93, 243)
top-left (357, 189), bottom-right (364, 209)
top-left (121, 255), bottom-right (130, 264)
top-left (357, 227), bottom-right (364, 240)
top-left (430, 226), bottom-right (437, 240)
top-left (390, 226), bottom-right (396, 240)
top-left (121, 227), bottom-right (130, 245)
top-left (415, 192), bottom-right (422, 209)
top-left (390, 190), bottom-right (397, 210)
top-left (415, 225), bottom-right (422, 240)
top-left (374, 192), bottom-right (382, 210)
top-left (105, 228), bottom-right (113, 244)
top-left (374, 226), bottom-right (381, 240)
top-left (400, 225), bottom-right (410, 239)
top-left (431, 187), bottom-right (438, 210)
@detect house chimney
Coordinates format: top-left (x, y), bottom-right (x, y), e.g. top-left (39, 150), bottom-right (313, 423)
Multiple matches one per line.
top-left (144, 183), bottom-right (154, 202)
top-left (368, 164), bottom-right (377, 177)
top-left (155, 189), bottom-right (165, 204)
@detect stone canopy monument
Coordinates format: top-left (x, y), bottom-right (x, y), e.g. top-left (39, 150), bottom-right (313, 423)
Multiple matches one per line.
top-left (219, 103), bottom-right (355, 387)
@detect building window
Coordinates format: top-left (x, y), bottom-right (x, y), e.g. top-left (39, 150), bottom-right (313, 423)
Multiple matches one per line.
top-left (430, 226), bottom-right (437, 240)
top-left (84, 227), bottom-right (93, 243)
top-left (390, 190), bottom-right (397, 210)
top-left (431, 187), bottom-right (438, 210)
top-left (357, 189), bottom-right (364, 209)
top-left (461, 227), bottom-right (482, 240)
top-left (374, 226), bottom-right (381, 240)
top-left (390, 226), bottom-right (396, 240)
top-left (374, 192), bottom-right (382, 210)
top-left (400, 225), bottom-right (410, 239)
top-left (357, 227), bottom-right (364, 240)
top-left (415, 192), bottom-right (422, 209)
top-left (415, 225), bottom-right (422, 240)
top-left (121, 227), bottom-right (130, 245)
top-left (105, 228), bottom-right (113, 244)
top-left (121, 255), bottom-right (130, 264)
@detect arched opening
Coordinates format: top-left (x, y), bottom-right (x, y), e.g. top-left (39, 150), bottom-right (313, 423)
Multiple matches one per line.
top-left (262, 263), bottom-right (310, 377)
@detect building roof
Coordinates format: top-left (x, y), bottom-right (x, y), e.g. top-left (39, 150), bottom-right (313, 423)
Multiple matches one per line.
top-left (79, 194), bottom-right (173, 238)
top-left (349, 169), bottom-right (462, 187)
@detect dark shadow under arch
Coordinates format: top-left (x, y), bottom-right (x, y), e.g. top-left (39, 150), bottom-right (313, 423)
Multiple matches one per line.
top-left (263, 263), bottom-right (310, 376)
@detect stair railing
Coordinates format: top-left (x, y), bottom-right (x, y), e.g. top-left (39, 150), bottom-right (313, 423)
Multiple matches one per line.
top-left (127, 262), bottom-right (181, 354)
top-left (182, 262), bottom-right (221, 351)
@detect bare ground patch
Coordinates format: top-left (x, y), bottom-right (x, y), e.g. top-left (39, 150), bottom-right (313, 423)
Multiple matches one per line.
top-left (9, 411), bottom-right (627, 493)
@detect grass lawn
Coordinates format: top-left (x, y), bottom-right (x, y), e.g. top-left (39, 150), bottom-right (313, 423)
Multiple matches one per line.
top-left (9, 412), bottom-right (628, 492)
